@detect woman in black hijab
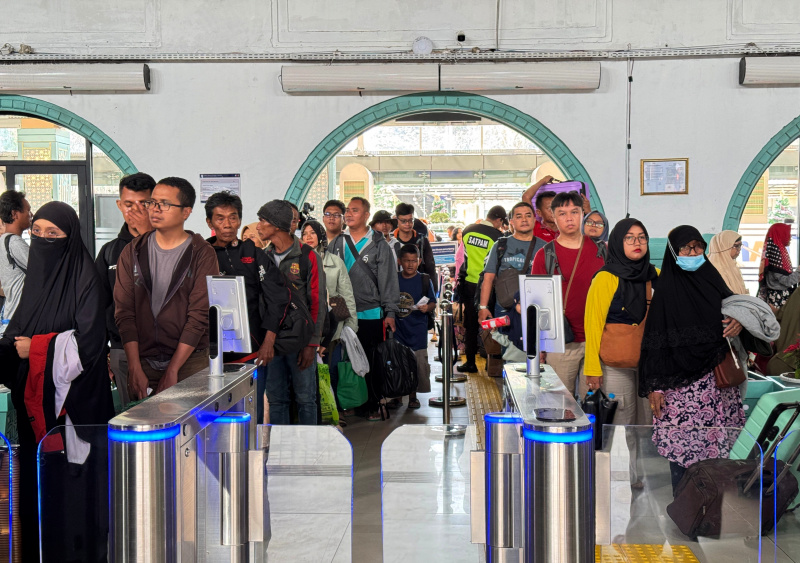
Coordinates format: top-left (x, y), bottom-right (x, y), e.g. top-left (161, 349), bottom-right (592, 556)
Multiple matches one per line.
top-left (638, 225), bottom-right (745, 494)
top-left (0, 201), bottom-right (114, 561)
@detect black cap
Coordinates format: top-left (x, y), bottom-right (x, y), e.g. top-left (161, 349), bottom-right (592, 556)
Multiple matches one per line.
top-left (487, 205), bottom-right (507, 221)
top-left (370, 210), bottom-right (393, 227)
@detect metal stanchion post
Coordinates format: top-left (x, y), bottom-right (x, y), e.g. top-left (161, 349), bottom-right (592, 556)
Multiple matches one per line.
top-left (429, 303), bottom-right (466, 411)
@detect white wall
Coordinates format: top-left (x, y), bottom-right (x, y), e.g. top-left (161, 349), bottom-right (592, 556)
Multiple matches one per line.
top-left (4, 0), bottom-right (800, 55)
top-left (15, 56), bottom-right (800, 238)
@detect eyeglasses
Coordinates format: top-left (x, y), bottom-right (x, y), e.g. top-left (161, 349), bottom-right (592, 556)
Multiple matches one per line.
top-left (31, 226), bottom-right (66, 241)
top-left (323, 212), bottom-right (343, 219)
top-left (732, 242), bottom-right (743, 249)
top-left (679, 243), bottom-right (706, 255)
top-left (398, 218), bottom-right (414, 225)
top-left (623, 234), bottom-right (649, 245)
top-left (585, 220), bottom-right (604, 228)
top-left (142, 200), bottom-right (187, 211)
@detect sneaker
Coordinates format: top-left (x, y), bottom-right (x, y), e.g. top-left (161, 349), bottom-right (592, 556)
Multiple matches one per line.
top-left (456, 363), bottom-right (478, 373)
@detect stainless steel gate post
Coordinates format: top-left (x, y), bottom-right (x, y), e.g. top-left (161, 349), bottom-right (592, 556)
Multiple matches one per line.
top-left (109, 424), bottom-right (179, 563)
top-left (484, 412), bottom-right (524, 562)
top-left (522, 412), bottom-right (594, 562)
top-left (429, 306), bottom-right (466, 412)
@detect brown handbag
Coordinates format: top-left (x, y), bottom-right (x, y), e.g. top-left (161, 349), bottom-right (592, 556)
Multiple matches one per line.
top-left (329, 295), bottom-right (351, 323)
top-left (599, 281), bottom-right (652, 368)
top-left (714, 338), bottom-right (746, 389)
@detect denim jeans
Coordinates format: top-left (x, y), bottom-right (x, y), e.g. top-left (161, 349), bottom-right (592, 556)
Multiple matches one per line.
top-left (264, 352), bottom-right (318, 425)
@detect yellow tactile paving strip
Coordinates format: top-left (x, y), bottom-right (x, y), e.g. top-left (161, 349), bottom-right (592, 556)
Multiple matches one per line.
top-left (464, 356), bottom-right (504, 450)
top-left (596, 545), bottom-right (699, 563)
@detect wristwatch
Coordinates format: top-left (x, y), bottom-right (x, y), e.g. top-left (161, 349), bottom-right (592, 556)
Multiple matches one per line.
top-left (478, 305), bottom-right (489, 310)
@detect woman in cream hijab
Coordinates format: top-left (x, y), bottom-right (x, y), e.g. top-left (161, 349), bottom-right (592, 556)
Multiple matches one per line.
top-left (708, 230), bottom-right (748, 294)
top-left (241, 222), bottom-right (267, 249)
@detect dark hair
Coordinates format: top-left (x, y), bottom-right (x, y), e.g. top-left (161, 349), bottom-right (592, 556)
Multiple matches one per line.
top-left (395, 202), bottom-right (414, 217)
top-left (349, 196), bottom-right (370, 213)
top-left (287, 202), bottom-right (299, 212)
top-left (323, 199), bottom-right (345, 214)
top-left (510, 201), bottom-right (535, 217)
top-left (157, 177), bottom-right (196, 208)
top-left (119, 172), bottom-right (156, 195)
top-left (534, 190), bottom-right (557, 211)
top-left (550, 191), bottom-right (583, 211)
top-left (0, 191), bottom-right (26, 224)
top-left (450, 227), bottom-right (462, 242)
top-left (487, 205), bottom-right (507, 221)
top-left (399, 243), bottom-right (420, 259)
top-left (204, 191), bottom-right (242, 220)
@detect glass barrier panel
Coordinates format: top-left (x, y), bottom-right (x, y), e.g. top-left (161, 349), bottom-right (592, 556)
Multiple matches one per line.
top-left (0, 431), bottom-right (14, 562)
top-left (254, 424), bottom-right (353, 562)
top-left (773, 428), bottom-right (800, 561)
top-left (598, 424), bottom-right (765, 563)
top-left (381, 424), bottom-right (479, 562)
top-left (36, 424), bottom-right (109, 563)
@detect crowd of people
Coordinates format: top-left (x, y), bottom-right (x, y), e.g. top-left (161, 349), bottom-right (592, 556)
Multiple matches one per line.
top-left (0, 169), bottom-right (795, 558)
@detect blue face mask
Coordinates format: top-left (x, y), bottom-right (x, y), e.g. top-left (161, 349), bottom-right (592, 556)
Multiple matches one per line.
top-left (669, 241), bottom-right (706, 272)
top-left (675, 254), bottom-right (706, 272)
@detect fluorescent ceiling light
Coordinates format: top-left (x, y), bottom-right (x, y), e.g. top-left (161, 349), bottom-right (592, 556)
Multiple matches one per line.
top-left (739, 57), bottom-right (800, 85)
top-left (0, 63), bottom-right (150, 92)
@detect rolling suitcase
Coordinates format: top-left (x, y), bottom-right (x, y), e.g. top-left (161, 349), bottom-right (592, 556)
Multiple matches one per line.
top-left (668, 402), bottom-right (800, 537)
top-left (730, 388), bottom-right (800, 509)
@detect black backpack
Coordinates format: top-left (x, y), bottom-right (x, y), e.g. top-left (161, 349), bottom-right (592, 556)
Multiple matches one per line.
top-left (542, 239), bottom-right (607, 276)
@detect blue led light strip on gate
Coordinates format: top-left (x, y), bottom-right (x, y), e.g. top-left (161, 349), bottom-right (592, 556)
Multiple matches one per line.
top-left (522, 427), bottom-right (593, 444)
top-left (484, 412), bottom-right (522, 425)
top-left (108, 425), bottom-right (181, 443)
top-left (214, 412), bottom-right (251, 423)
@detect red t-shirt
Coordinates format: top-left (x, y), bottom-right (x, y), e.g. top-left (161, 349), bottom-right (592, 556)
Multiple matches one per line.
top-left (530, 237), bottom-right (605, 342)
top-left (533, 221), bottom-right (558, 243)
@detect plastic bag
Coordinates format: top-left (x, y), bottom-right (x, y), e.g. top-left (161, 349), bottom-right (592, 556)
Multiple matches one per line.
top-left (374, 330), bottom-right (418, 398)
top-left (317, 363), bottom-right (339, 425)
top-left (337, 350), bottom-right (368, 410)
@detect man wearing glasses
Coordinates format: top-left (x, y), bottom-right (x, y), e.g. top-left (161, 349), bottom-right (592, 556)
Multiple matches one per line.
top-left (393, 203), bottom-right (437, 292)
top-left (323, 199), bottom-right (346, 245)
top-left (114, 177), bottom-right (218, 399)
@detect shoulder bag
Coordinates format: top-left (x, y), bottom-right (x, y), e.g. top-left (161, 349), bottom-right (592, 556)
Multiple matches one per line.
top-left (599, 281), bottom-right (652, 368)
top-left (560, 241), bottom-right (584, 344)
top-left (714, 337), bottom-right (746, 389)
top-left (494, 238), bottom-right (537, 309)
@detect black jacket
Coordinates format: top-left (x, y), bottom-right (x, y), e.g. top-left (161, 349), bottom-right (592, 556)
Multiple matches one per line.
top-left (95, 223), bottom-right (136, 349)
top-left (207, 237), bottom-right (290, 346)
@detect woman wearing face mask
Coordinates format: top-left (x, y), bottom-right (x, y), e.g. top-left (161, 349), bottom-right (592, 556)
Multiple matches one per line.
top-left (638, 225), bottom-right (744, 495)
top-left (708, 230), bottom-right (748, 295)
top-left (757, 223), bottom-right (799, 311)
top-left (0, 202), bottom-right (114, 561)
top-left (582, 211), bottom-right (609, 246)
top-left (301, 220), bottom-right (358, 421)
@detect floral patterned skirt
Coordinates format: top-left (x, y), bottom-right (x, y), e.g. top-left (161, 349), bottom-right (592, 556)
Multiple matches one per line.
top-left (759, 286), bottom-right (795, 310)
top-left (652, 371), bottom-right (745, 468)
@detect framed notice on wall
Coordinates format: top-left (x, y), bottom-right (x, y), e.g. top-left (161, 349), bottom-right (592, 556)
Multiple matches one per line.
top-left (640, 159), bottom-right (689, 195)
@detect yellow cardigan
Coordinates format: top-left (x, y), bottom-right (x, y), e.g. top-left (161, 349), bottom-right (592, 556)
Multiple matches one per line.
top-left (583, 269), bottom-right (659, 377)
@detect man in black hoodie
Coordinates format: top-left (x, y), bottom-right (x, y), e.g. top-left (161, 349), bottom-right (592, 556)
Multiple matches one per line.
top-left (95, 172), bottom-right (155, 407)
top-left (205, 191), bottom-right (290, 423)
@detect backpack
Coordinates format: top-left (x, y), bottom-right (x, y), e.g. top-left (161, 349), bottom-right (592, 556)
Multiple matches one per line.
top-left (421, 273), bottom-right (435, 331)
top-left (473, 237), bottom-right (508, 312)
top-left (4, 234), bottom-right (26, 274)
top-left (543, 239), bottom-right (607, 276)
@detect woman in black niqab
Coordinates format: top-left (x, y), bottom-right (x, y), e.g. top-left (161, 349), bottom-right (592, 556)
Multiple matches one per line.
top-left (637, 225), bottom-right (746, 495)
top-left (0, 201), bottom-right (113, 562)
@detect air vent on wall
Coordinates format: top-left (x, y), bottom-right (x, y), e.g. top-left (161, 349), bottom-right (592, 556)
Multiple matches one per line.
top-left (0, 63), bottom-right (150, 91)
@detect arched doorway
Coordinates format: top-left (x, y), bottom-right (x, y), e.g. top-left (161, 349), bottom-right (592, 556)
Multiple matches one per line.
top-left (284, 92), bottom-right (602, 214)
top-left (0, 95), bottom-right (138, 254)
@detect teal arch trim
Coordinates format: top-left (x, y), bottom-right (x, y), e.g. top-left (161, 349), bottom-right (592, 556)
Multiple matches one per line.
top-left (285, 92), bottom-right (602, 214)
top-left (724, 114), bottom-right (800, 231)
top-left (0, 95), bottom-right (137, 174)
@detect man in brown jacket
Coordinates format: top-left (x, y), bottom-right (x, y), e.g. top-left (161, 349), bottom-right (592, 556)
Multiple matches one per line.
top-left (114, 177), bottom-right (218, 399)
